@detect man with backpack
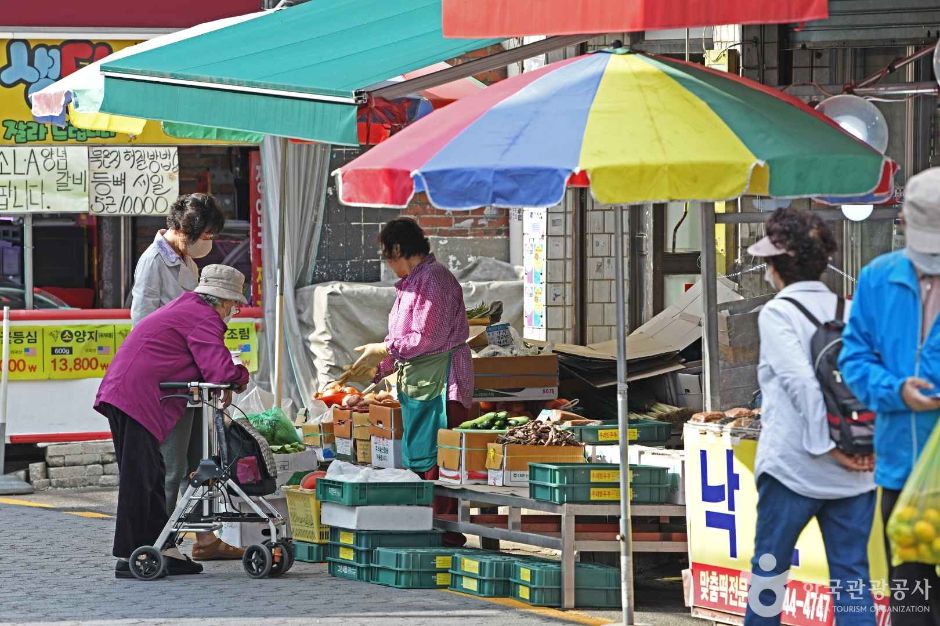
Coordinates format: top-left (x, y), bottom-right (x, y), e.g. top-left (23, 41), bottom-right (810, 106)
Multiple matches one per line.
top-left (745, 208), bottom-right (876, 625)
top-left (841, 167), bottom-right (940, 624)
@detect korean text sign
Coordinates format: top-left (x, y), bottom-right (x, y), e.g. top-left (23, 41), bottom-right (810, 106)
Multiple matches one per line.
top-left (0, 146), bottom-right (87, 212)
top-left (684, 424), bottom-right (890, 625)
top-left (88, 147), bottom-right (179, 216)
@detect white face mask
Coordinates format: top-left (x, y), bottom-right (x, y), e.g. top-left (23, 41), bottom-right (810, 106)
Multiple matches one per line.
top-left (764, 265), bottom-right (779, 291)
top-left (187, 238), bottom-right (213, 259)
top-left (223, 312), bottom-right (234, 324)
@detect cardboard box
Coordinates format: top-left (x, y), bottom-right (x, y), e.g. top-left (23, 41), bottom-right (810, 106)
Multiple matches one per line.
top-left (369, 403), bottom-right (403, 439)
top-left (335, 437), bottom-right (356, 462)
top-left (472, 354), bottom-right (558, 402)
top-left (484, 442), bottom-right (585, 486)
top-left (272, 449), bottom-right (319, 487)
top-left (333, 409), bottom-right (370, 439)
top-left (356, 441), bottom-right (373, 465)
top-left (320, 502), bottom-right (433, 531)
top-left (301, 422), bottom-right (334, 436)
top-left (301, 425), bottom-right (336, 447)
top-left (437, 429), bottom-right (500, 484)
top-left (371, 436), bottom-right (404, 469)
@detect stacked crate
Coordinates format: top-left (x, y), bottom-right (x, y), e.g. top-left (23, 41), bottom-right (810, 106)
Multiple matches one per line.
top-left (449, 552), bottom-right (546, 598)
top-left (282, 485), bottom-right (330, 563)
top-left (371, 547), bottom-right (479, 589)
top-left (511, 561), bottom-right (622, 608)
top-left (528, 463), bottom-right (672, 505)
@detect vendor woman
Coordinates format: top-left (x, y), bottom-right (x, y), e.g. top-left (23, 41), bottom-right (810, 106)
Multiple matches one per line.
top-left (347, 217), bottom-right (472, 478)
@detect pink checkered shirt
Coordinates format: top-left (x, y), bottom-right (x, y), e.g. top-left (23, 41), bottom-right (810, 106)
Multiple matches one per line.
top-left (376, 254), bottom-right (472, 407)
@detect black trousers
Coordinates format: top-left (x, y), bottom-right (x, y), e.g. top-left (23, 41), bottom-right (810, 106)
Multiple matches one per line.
top-left (102, 404), bottom-right (169, 559)
top-left (881, 488), bottom-right (940, 626)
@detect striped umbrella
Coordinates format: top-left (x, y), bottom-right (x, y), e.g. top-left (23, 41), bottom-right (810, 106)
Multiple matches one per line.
top-left (337, 49), bottom-right (894, 209)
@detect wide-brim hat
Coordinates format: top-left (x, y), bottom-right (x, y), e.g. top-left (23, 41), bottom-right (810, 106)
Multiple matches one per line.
top-left (746, 235), bottom-right (788, 258)
top-left (194, 264), bottom-right (247, 304)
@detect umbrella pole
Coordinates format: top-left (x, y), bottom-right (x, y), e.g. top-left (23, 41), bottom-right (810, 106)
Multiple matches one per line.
top-left (699, 204), bottom-right (720, 411)
top-left (273, 144), bottom-right (288, 407)
top-left (613, 205), bottom-right (635, 625)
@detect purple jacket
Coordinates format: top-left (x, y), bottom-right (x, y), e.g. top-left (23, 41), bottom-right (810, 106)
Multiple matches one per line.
top-left (95, 292), bottom-right (250, 443)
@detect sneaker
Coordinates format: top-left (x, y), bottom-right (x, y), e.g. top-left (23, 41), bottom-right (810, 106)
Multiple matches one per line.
top-left (165, 555), bottom-right (204, 576)
top-left (115, 559), bottom-right (167, 580)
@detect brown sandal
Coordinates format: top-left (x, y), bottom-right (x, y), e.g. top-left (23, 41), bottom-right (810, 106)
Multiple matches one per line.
top-left (191, 538), bottom-right (245, 561)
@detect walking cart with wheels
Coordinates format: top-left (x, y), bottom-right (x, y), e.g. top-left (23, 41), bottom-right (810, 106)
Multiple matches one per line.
top-left (128, 381), bottom-right (293, 581)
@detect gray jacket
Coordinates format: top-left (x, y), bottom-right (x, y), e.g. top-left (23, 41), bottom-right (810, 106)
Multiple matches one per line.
top-left (130, 231), bottom-right (199, 326)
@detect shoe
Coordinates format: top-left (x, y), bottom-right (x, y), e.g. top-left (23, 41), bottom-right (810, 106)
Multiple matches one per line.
top-left (165, 555), bottom-right (204, 576)
top-left (192, 538), bottom-right (245, 561)
top-left (115, 559), bottom-right (167, 580)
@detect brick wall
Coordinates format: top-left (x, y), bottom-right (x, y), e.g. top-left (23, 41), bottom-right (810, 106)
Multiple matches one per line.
top-left (402, 194), bottom-right (509, 238)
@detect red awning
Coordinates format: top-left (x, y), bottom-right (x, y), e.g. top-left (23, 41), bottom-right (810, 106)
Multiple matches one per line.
top-left (442, 0), bottom-right (828, 37)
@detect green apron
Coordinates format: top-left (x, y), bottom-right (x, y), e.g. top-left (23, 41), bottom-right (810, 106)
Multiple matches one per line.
top-left (396, 351), bottom-right (452, 472)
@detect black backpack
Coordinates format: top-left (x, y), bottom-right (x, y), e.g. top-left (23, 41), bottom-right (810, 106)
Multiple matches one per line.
top-left (779, 296), bottom-right (875, 455)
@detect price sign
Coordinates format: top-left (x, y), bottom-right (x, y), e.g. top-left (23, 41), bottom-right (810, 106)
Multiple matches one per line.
top-left (43, 324), bottom-right (116, 379)
top-left (4, 327), bottom-right (44, 380)
top-left (225, 322), bottom-right (259, 373)
top-left (0, 146), bottom-right (88, 213)
top-left (88, 147), bottom-right (179, 215)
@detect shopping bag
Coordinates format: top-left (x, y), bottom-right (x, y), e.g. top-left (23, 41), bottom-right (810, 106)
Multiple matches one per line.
top-left (886, 421), bottom-right (940, 567)
top-left (245, 407), bottom-right (303, 446)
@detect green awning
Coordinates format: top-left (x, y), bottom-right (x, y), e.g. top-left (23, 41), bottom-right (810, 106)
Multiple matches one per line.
top-left (99, 0), bottom-right (499, 145)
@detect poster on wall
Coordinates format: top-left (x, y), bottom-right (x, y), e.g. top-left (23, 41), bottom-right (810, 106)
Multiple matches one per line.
top-left (0, 39), bottom-right (236, 146)
top-left (0, 146), bottom-right (88, 212)
top-left (684, 424), bottom-right (890, 625)
top-left (88, 147), bottom-right (179, 215)
top-left (522, 209), bottom-right (546, 341)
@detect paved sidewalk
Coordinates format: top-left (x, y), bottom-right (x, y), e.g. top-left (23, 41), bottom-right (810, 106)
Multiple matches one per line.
top-left (0, 489), bottom-right (698, 626)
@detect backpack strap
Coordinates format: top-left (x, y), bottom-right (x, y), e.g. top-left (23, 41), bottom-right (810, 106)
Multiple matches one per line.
top-left (835, 296), bottom-right (845, 322)
top-left (778, 296), bottom-right (822, 328)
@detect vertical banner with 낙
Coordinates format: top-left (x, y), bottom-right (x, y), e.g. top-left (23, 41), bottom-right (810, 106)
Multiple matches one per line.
top-left (43, 325), bottom-right (117, 380)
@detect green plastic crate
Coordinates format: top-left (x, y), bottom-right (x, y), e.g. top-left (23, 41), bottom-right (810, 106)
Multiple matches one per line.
top-left (527, 463), bottom-right (669, 486)
top-left (329, 528), bottom-right (442, 550)
top-left (448, 572), bottom-right (511, 597)
top-left (328, 542), bottom-right (372, 566)
top-left (294, 541), bottom-right (327, 563)
top-left (315, 478), bottom-right (434, 506)
top-left (452, 552), bottom-right (543, 579)
top-left (566, 420), bottom-right (671, 445)
top-left (372, 547), bottom-right (478, 572)
top-left (529, 480), bottom-right (672, 504)
top-left (512, 581), bottom-right (622, 608)
top-left (372, 566), bottom-right (454, 589)
top-left (513, 561), bottom-right (621, 588)
top-left (327, 558), bottom-right (373, 582)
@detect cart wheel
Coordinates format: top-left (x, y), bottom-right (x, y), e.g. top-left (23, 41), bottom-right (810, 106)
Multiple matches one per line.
top-left (242, 544), bottom-right (273, 579)
top-left (266, 540), bottom-right (294, 577)
top-left (129, 546), bottom-right (165, 581)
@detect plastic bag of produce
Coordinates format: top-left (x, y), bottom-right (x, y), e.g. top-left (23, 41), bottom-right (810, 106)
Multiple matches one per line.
top-left (886, 422), bottom-right (940, 567)
top-left (246, 407), bottom-right (303, 446)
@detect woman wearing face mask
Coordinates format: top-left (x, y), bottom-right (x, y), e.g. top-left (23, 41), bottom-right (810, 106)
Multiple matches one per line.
top-left (129, 193), bottom-right (243, 564)
top-left (745, 208), bottom-right (876, 625)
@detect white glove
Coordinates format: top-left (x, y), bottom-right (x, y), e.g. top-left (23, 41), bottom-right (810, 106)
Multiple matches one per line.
top-left (346, 343), bottom-right (389, 380)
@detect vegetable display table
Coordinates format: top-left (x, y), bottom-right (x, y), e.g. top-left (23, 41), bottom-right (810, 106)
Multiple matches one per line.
top-left (433, 482), bottom-right (686, 608)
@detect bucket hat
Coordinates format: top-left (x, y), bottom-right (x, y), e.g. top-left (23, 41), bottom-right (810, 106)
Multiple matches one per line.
top-left (194, 264), bottom-right (247, 304)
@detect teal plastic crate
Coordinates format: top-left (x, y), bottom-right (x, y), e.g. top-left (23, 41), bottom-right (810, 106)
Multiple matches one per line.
top-left (527, 463), bottom-right (668, 486)
top-left (328, 542), bottom-right (372, 566)
top-left (329, 528), bottom-right (442, 550)
top-left (448, 572), bottom-right (511, 597)
top-left (512, 561), bottom-right (620, 588)
top-left (316, 478), bottom-right (434, 506)
top-left (566, 420), bottom-right (671, 445)
top-left (452, 552), bottom-right (543, 579)
top-left (294, 541), bottom-right (327, 563)
top-left (372, 547), bottom-right (478, 572)
top-left (372, 566), bottom-right (454, 589)
top-left (529, 480), bottom-right (672, 504)
top-left (512, 581), bottom-right (622, 608)
top-left (327, 558), bottom-right (373, 582)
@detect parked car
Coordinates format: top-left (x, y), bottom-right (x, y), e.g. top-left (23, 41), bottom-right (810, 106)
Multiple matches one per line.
top-left (0, 283), bottom-right (72, 310)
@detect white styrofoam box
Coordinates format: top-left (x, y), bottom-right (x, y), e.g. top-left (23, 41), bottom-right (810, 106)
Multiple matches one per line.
top-left (370, 437), bottom-right (403, 469)
top-left (589, 444), bottom-right (642, 465)
top-left (320, 502), bottom-right (433, 531)
top-left (638, 447), bottom-right (685, 505)
top-left (219, 495), bottom-right (289, 548)
top-left (273, 449), bottom-right (319, 487)
top-left (487, 468), bottom-right (530, 487)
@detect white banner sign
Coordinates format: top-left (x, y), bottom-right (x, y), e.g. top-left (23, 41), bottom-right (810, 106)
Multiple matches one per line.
top-left (0, 147), bottom-right (88, 213)
top-left (88, 147), bottom-right (179, 215)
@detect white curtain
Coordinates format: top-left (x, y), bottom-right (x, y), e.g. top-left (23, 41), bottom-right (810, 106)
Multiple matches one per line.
top-left (260, 135), bottom-right (331, 405)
